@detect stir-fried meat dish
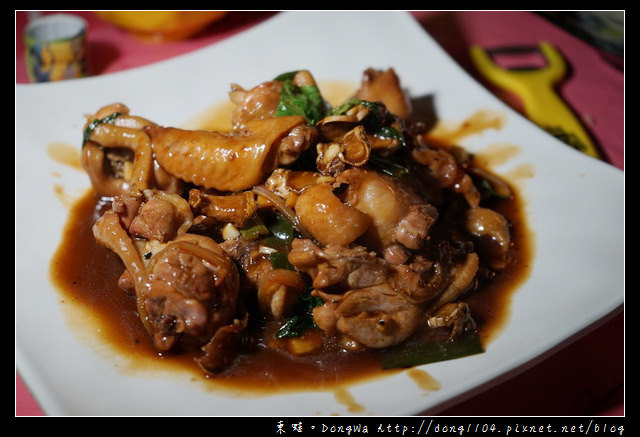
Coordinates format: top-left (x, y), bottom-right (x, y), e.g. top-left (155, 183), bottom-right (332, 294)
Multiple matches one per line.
top-left (78, 68), bottom-right (519, 376)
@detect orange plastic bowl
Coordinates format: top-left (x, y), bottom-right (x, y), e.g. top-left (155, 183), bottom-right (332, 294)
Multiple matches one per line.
top-left (95, 11), bottom-right (228, 42)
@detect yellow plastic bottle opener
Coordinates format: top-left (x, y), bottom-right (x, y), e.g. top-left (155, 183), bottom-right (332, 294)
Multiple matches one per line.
top-left (469, 41), bottom-right (601, 159)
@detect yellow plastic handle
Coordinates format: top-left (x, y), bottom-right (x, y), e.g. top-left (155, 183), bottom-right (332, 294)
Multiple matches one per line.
top-left (470, 42), bottom-right (600, 159)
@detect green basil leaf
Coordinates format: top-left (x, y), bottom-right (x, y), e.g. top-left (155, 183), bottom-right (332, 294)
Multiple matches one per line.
top-left (374, 125), bottom-right (406, 148)
top-left (275, 315), bottom-right (316, 339)
top-left (275, 289), bottom-right (323, 339)
top-left (273, 71), bottom-right (298, 82)
top-left (330, 98), bottom-right (379, 116)
top-left (299, 290), bottom-right (323, 312)
top-left (368, 153), bottom-right (409, 177)
top-left (275, 72), bottom-right (327, 124)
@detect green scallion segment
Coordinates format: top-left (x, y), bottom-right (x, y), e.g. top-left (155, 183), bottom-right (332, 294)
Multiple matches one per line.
top-left (239, 215), bottom-right (269, 241)
top-left (82, 112), bottom-right (122, 146)
top-left (379, 333), bottom-right (485, 370)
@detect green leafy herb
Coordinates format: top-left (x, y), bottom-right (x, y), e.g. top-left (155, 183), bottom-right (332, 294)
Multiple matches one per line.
top-left (273, 71), bottom-right (298, 82)
top-left (330, 98), bottom-right (380, 116)
top-left (275, 315), bottom-right (317, 339)
top-left (374, 125), bottom-right (407, 148)
top-left (368, 153), bottom-right (409, 177)
top-left (331, 98), bottom-right (406, 148)
top-left (300, 290), bottom-right (324, 309)
top-left (275, 71), bottom-right (327, 125)
top-left (82, 112), bottom-right (122, 146)
top-left (275, 290), bottom-right (323, 339)
top-left (379, 332), bottom-right (485, 370)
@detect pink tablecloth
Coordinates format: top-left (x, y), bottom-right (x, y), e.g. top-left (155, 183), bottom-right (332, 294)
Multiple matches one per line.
top-left (15, 10), bottom-right (624, 417)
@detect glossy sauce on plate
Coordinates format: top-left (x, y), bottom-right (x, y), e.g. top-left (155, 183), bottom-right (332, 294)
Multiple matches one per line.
top-left (49, 161), bottom-right (532, 394)
top-left (48, 97), bottom-right (534, 393)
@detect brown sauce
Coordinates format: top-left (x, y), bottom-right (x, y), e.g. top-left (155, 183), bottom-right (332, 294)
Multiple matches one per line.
top-left (406, 368), bottom-right (442, 392)
top-left (464, 189), bottom-right (532, 344)
top-left (48, 99), bottom-right (534, 395)
top-left (49, 192), bottom-right (392, 392)
top-left (49, 174), bottom-right (532, 394)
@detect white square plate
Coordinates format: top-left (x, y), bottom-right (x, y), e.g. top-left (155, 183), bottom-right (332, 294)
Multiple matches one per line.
top-left (16, 11), bottom-right (623, 416)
